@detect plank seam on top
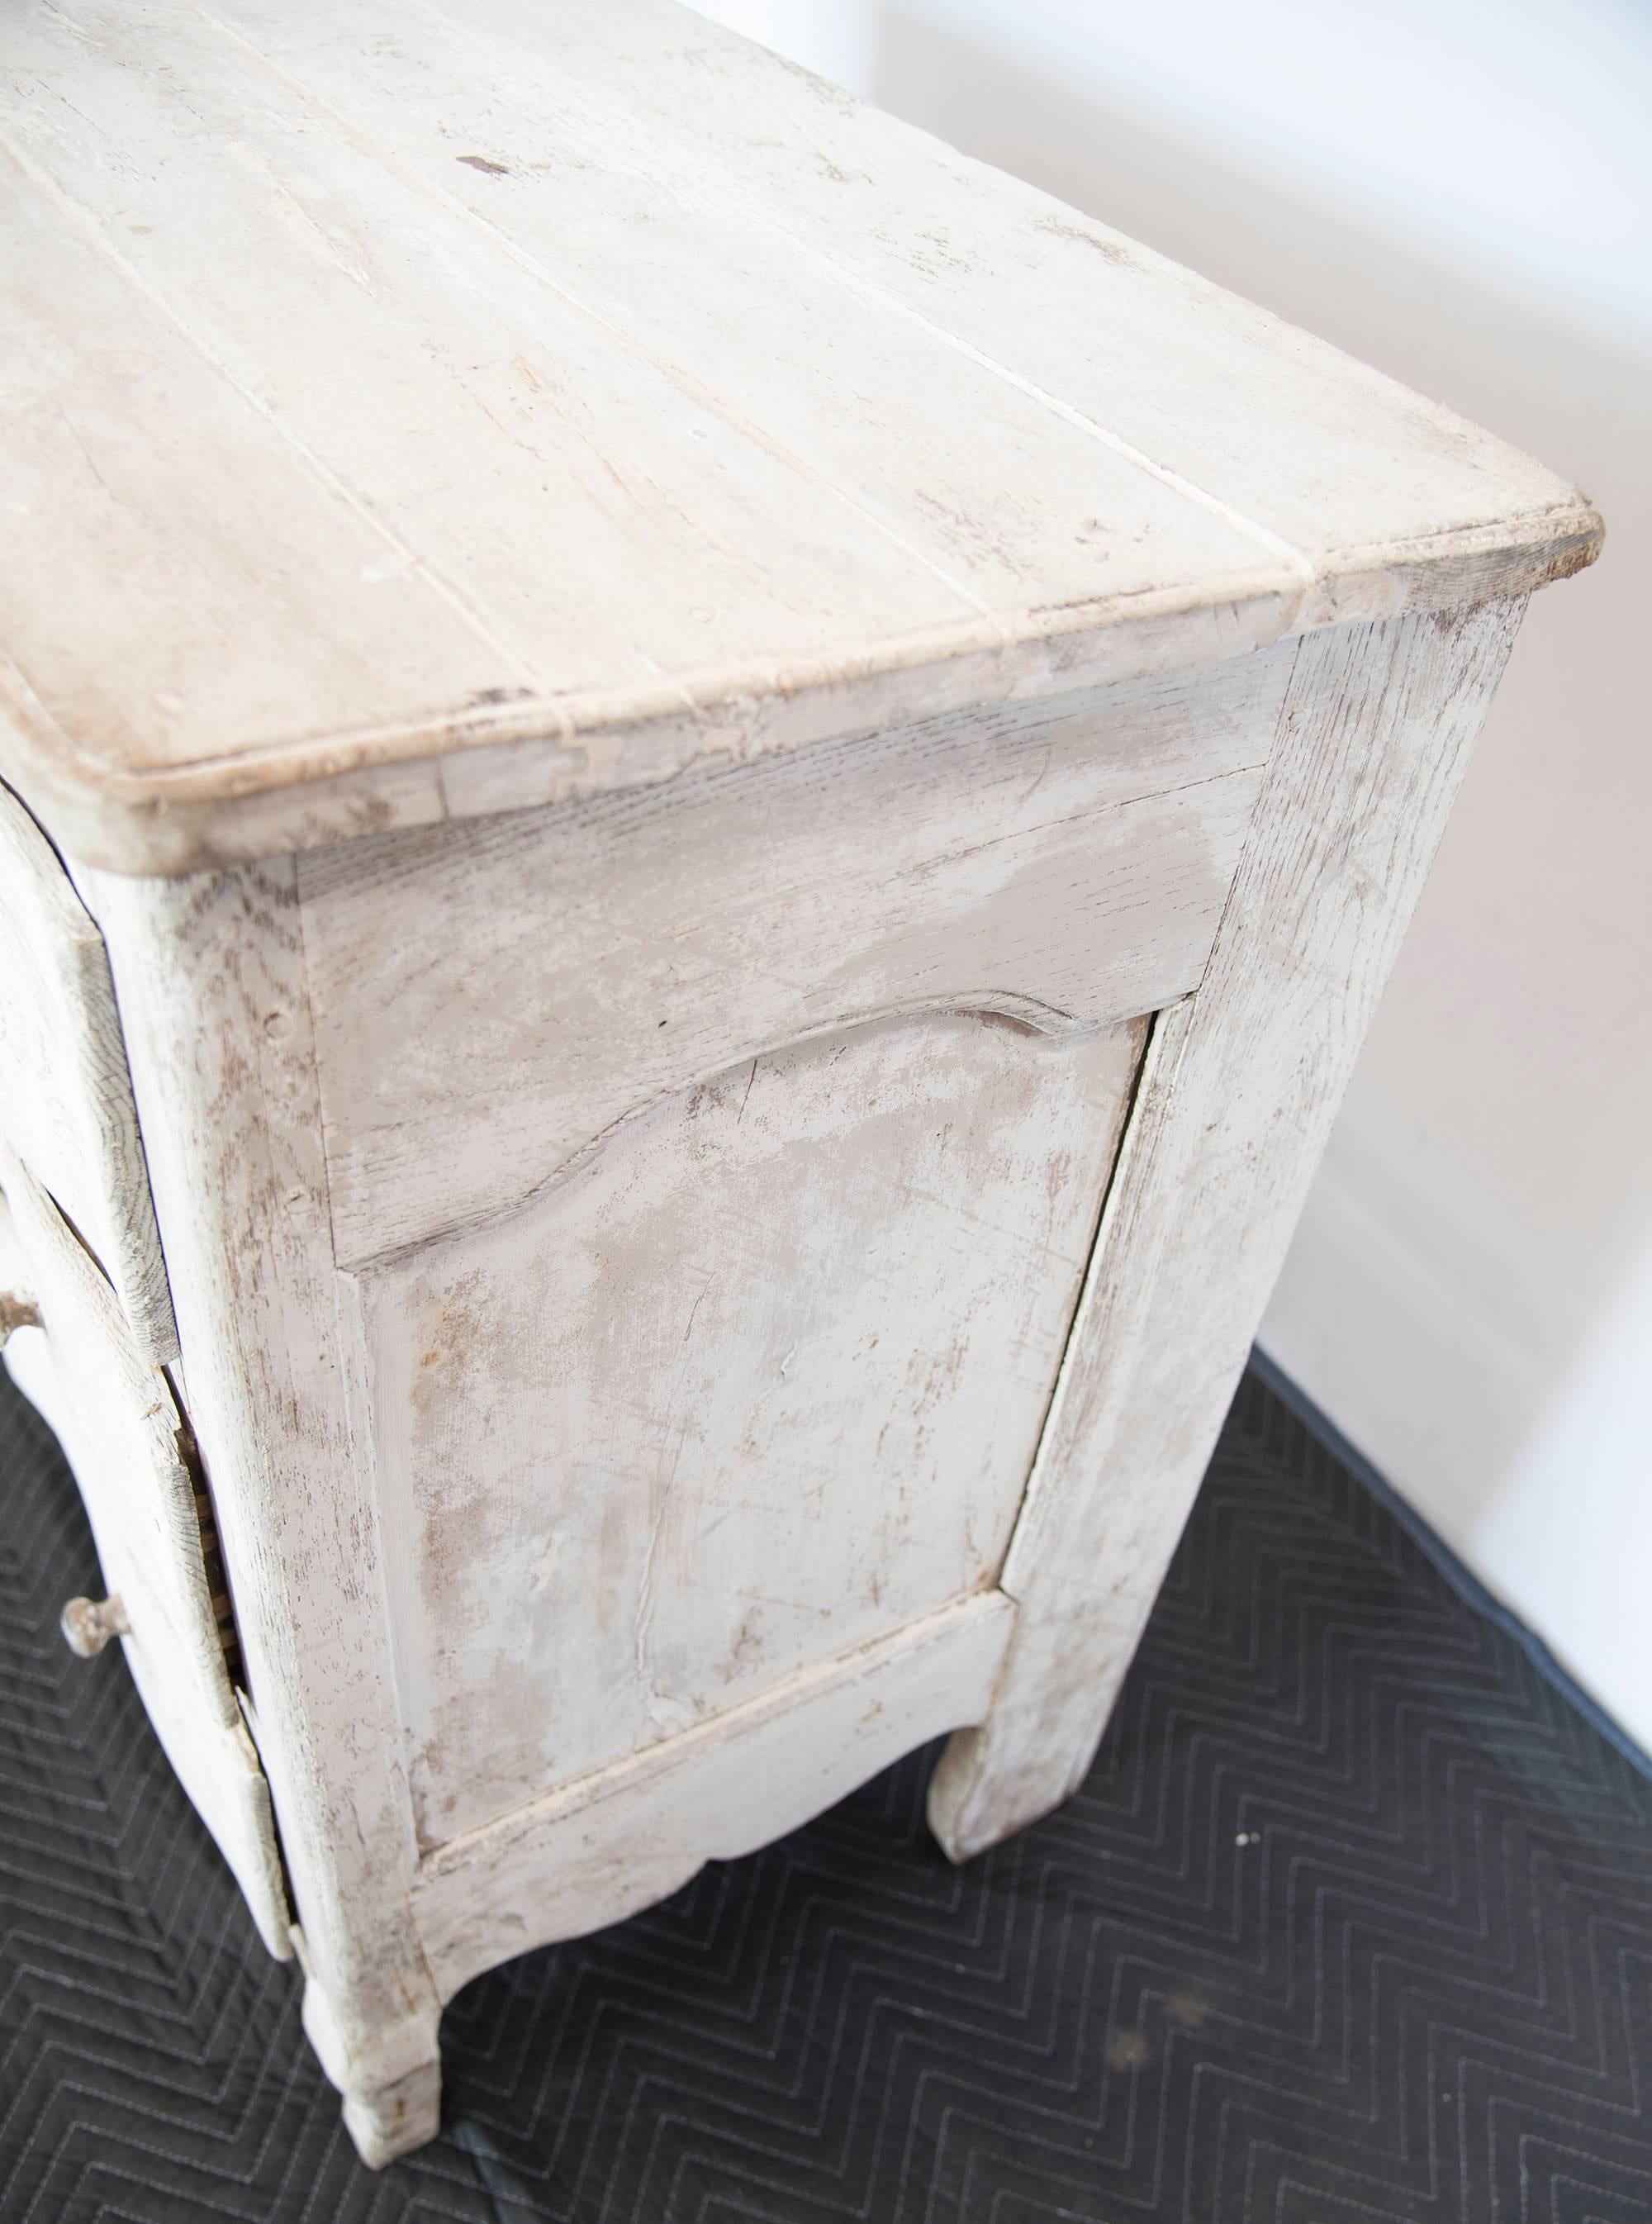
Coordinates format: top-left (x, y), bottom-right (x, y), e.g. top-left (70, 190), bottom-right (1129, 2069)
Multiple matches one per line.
top-left (406, 0), bottom-right (1322, 592)
top-left (0, 127), bottom-right (549, 702)
top-left (0, 0), bottom-right (1597, 848)
top-left (188, 0), bottom-right (1014, 639)
top-left (55, 0), bottom-right (1312, 787)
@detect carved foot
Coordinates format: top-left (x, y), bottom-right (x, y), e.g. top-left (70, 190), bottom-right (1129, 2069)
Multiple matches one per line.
top-left (928, 1719), bottom-right (1088, 1864)
top-left (340, 2055), bottom-right (442, 2168)
top-left (299, 1965), bottom-right (443, 2168)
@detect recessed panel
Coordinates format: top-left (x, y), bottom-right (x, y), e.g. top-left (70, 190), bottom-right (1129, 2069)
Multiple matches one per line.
top-left (366, 1009), bottom-right (1146, 1850)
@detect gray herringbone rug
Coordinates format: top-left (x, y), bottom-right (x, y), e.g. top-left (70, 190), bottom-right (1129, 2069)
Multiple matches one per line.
top-left (2, 1364), bottom-right (1650, 2223)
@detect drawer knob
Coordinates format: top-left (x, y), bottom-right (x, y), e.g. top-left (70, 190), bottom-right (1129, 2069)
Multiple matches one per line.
top-left (0, 1290), bottom-right (42, 1347)
top-left (60, 1595), bottom-right (131, 1657)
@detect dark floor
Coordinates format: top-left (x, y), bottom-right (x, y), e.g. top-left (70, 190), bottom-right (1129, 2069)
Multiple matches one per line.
top-left (2, 1366), bottom-right (1650, 2224)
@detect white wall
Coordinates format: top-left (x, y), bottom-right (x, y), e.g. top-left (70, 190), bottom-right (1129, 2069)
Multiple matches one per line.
top-left (694, 0), bottom-right (1652, 1744)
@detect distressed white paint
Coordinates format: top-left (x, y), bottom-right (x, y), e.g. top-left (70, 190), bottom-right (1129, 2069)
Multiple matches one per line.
top-left (299, 650), bottom-right (1281, 1262)
top-left (0, 0), bottom-right (1598, 2174)
top-left (0, 0), bottom-right (1593, 870)
top-left (78, 600), bottom-right (1554, 2163)
top-left (930, 600), bottom-right (1527, 1856)
top-left (414, 1590), bottom-right (1016, 2002)
top-left (777, 0), bottom-right (1646, 1755)
top-left (368, 1010), bottom-right (1144, 1847)
top-left (0, 783), bottom-right (176, 1360)
top-left (0, 1146), bottom-right (288, 1956)
top-left (82, 859), bottom-right (447, 2163)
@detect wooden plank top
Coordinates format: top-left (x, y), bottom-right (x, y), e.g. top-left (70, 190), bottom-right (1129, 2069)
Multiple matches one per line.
top-left (0, 0), bottom-right (1600, 871)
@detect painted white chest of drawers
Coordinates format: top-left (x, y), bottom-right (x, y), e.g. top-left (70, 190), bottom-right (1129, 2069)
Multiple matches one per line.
top-left (0, 0), bottom-right (1599, 2169)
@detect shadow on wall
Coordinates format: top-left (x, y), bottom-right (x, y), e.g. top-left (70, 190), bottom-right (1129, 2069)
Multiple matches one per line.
top-left (868, 9), bottom-right (1652, 1727)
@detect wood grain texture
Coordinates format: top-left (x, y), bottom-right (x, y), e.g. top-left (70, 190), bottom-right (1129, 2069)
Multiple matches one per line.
top-left (366, 1010), bottom-right (1145, 1848)
top-left (301, 649), bottom-right (1282, 1265)
top-left (928, 598), bottom-right (1528, 1860)
top-left (0, 0), bottom-right (1595, 2176)
top-left (0, 0), bottom-right (1597, 869)
top-left (411, 1590), bottom-right (1015, 2003)
top-left (0, 1146), bottom-right (289, 1957)
top-left (81, 834), bottom-right (1135, 2152)
top-left (74, 596), bottom-right (1550, 2168)
top-left (0, 783), bottom-right (176, 1359)
top-left (78, 861), bottom-right (443, 2112)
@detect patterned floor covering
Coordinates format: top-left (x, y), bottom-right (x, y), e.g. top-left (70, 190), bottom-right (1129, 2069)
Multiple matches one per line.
top-left (2, 1365), bottom-right (1650, 2223)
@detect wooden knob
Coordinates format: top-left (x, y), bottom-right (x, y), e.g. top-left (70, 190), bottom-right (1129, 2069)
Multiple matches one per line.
top-left (60, 1595), bottom-right (130, 1657)
top-left (0, 1290), bottom-right (42, 1348)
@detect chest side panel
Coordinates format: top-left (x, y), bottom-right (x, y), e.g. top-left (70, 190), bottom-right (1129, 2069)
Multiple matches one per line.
top-left (299, 644), bottom-right (1287, 1851)
top-left (363, 1007), bottom-right (1145, 1849)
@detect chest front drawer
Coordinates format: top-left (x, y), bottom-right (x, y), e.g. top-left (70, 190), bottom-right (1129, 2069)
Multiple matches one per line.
top-left (0, 1148), bottom-right (290, 1960)
top-left (0, 781), bottom-right (176, 1362)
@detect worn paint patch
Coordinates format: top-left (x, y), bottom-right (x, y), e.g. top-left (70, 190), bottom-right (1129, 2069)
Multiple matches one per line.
top-left (366, 1009), bottom-right (1146, 1850)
